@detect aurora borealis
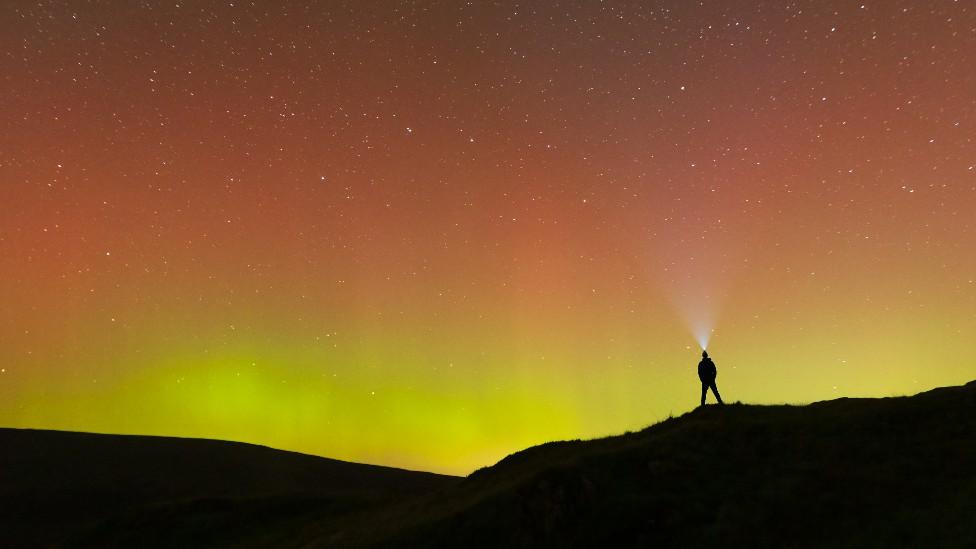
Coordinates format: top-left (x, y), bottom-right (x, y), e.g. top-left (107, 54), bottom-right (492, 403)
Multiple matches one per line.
top-left (2, 1), bottom-right (975, 475)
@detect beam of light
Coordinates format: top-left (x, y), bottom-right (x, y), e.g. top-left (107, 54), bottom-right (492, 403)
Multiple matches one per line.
top-left (644, 230), bottom-right (735, 355)
top-left (669, 285), bottom-right (718, 351)
top-left (693, 320), bottom-right (714, 351)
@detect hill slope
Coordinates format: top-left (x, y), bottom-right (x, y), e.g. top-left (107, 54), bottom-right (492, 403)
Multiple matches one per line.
top-left (5, 381), bottom-right (975, 547)
top-left (0, 429), bottom-right (458, 546)
top-left (308, 380), bottom-right (976, 548)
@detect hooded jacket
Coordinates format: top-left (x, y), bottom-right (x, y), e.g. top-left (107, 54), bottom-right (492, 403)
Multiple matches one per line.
top-left (698, 356), bottom-right (717, 382)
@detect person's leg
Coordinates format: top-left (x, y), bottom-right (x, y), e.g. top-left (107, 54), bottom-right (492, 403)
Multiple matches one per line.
top-left (710, 381), bottom-right (724, 404)
top-left (701, 382), bottom-right (708, 406)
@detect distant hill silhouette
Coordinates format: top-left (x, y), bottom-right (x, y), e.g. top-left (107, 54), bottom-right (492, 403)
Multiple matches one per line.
top-left (4, 381), bottom-right (975, 547)
top-left (0, 429), bottom-right (458, 547)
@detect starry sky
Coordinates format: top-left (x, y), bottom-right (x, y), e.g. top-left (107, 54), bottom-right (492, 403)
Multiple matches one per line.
top-left (1, 1), bottom-right (975, 475)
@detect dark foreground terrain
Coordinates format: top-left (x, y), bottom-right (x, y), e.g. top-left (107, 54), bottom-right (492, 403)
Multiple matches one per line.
top-left (0, 429), bottom-right (458, 547)
top-left (4, 381), bottom-right (974, 548)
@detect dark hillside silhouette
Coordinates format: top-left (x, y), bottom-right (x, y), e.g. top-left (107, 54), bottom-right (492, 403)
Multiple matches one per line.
top-left (400, 381), bottom-right (975, 548)
top-left (307, 380), bottom-right (976, 547)
top-left (4, 380), bottom-right (975, 547)
top-left (0, 430), bottom-right (458, 546)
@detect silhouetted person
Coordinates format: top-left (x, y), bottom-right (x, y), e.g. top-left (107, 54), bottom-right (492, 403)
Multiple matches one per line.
top-left (698, 350), bottom-right (723, 406)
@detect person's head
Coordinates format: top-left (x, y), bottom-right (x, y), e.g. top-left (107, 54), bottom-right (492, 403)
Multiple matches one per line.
top-left (702, 350), bottom-right (709, 358)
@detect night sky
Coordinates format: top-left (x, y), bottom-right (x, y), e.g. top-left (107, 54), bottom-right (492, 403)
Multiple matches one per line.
top-left (2, 1), bottom-right (975, 474)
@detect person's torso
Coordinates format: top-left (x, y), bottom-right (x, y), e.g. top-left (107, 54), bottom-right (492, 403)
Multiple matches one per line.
top-left (698, 358), bottom-right (715, 379)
